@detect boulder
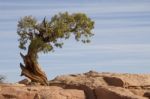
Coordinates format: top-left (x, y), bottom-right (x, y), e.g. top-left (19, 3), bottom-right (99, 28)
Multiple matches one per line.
top-left (95, 86), bottom-right (148, 99)
top-left (103, 76), bottom-right (127, 87)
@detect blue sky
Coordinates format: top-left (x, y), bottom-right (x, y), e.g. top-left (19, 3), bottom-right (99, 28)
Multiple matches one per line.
top-left (0, 0), bottom-right (150, 82)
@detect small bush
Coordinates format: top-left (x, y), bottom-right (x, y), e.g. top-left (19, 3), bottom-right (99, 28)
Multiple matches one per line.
top-left (0, 75), bottom-right (5, 83)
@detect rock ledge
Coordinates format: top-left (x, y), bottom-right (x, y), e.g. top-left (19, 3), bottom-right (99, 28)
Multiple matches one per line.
top-left (1, 71), bottom-right (150, 99)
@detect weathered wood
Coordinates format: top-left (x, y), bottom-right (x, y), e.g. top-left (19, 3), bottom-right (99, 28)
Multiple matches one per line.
top-left (20, 52), bottom-right (48, 85)
top-left (20, 64), bottom-right (48, 85)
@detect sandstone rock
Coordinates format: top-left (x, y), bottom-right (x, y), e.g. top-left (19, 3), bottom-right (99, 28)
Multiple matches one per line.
top-left (1, 71), bottom-right (150, 99)
top-left (143, 91), bottom-right (150, 99)
top-left (51, 71), bottom-right (150, 88)
top-left (101, 73), bottom-right (150, 87)
top-left (0, 85), bottom-right (85, 99)
top-left (50, 71), bottom-right (150, 99)
top-left (0, 94), bottom-right (4, 99)
top-left (0, 86), bottom-right (36, 99)
top-left (103, 76), bottom-right (127, 87)
top-left (95, 86), bottom-right (148, 99)
top-left (129, 89), bottom-right (145, 97)
top-left (37, 86), bottom-right (85, 99)
top-left (50, 71), bottom-right (107, 89)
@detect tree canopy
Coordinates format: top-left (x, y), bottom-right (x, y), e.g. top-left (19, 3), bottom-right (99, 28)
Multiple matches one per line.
top-left (17, 12), bottom-right (94, 56)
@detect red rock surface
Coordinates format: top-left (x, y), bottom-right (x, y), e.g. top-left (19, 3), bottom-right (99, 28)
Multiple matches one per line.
top-left (0, 84), bottom-right (85, 99)
top-left (1, 71), bottom-right (150, 99)
top-left (50, 71), bottom-right (150, 99)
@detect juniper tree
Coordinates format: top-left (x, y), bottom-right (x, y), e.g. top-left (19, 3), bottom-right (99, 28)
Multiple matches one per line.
top-left (17, 12), bottom-right (94, 85)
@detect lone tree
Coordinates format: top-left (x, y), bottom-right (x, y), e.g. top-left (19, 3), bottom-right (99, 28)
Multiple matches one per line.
top-left (17, 12), bottom-right (94, 85)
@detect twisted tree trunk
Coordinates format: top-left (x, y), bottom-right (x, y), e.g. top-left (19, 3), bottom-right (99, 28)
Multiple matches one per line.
top-left (20, 43), bottom-right (48, 85)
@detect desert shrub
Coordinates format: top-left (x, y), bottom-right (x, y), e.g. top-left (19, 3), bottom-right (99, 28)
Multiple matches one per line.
top-left (0, 75), bottom-right (5, 83)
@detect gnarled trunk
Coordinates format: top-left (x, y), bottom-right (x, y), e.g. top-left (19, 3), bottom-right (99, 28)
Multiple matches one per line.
top-left (20, 43), bottom-right (48, 85)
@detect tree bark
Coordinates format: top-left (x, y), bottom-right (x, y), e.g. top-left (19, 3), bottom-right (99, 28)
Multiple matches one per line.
top-left (19, 45), bottom-right (48, 85)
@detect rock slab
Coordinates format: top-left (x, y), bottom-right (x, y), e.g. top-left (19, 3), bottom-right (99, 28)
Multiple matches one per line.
top-left (1, 71), bottom-right (150, 99)
top-left (0, 84), bottom-right (85, 99)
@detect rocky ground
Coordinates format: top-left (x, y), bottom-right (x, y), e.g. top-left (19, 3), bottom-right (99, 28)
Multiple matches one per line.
top-left (1, 71), bottom-right (150, 99)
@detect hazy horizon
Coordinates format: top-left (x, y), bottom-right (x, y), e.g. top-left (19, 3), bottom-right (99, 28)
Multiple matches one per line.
top-left (0, 0), bottom-right (150, 82)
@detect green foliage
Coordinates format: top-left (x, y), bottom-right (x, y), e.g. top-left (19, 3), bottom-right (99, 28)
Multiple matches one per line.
top-left (17, 16), bottom-right (37, 50)
top-left (17, 12), bottom-right (94, 55)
